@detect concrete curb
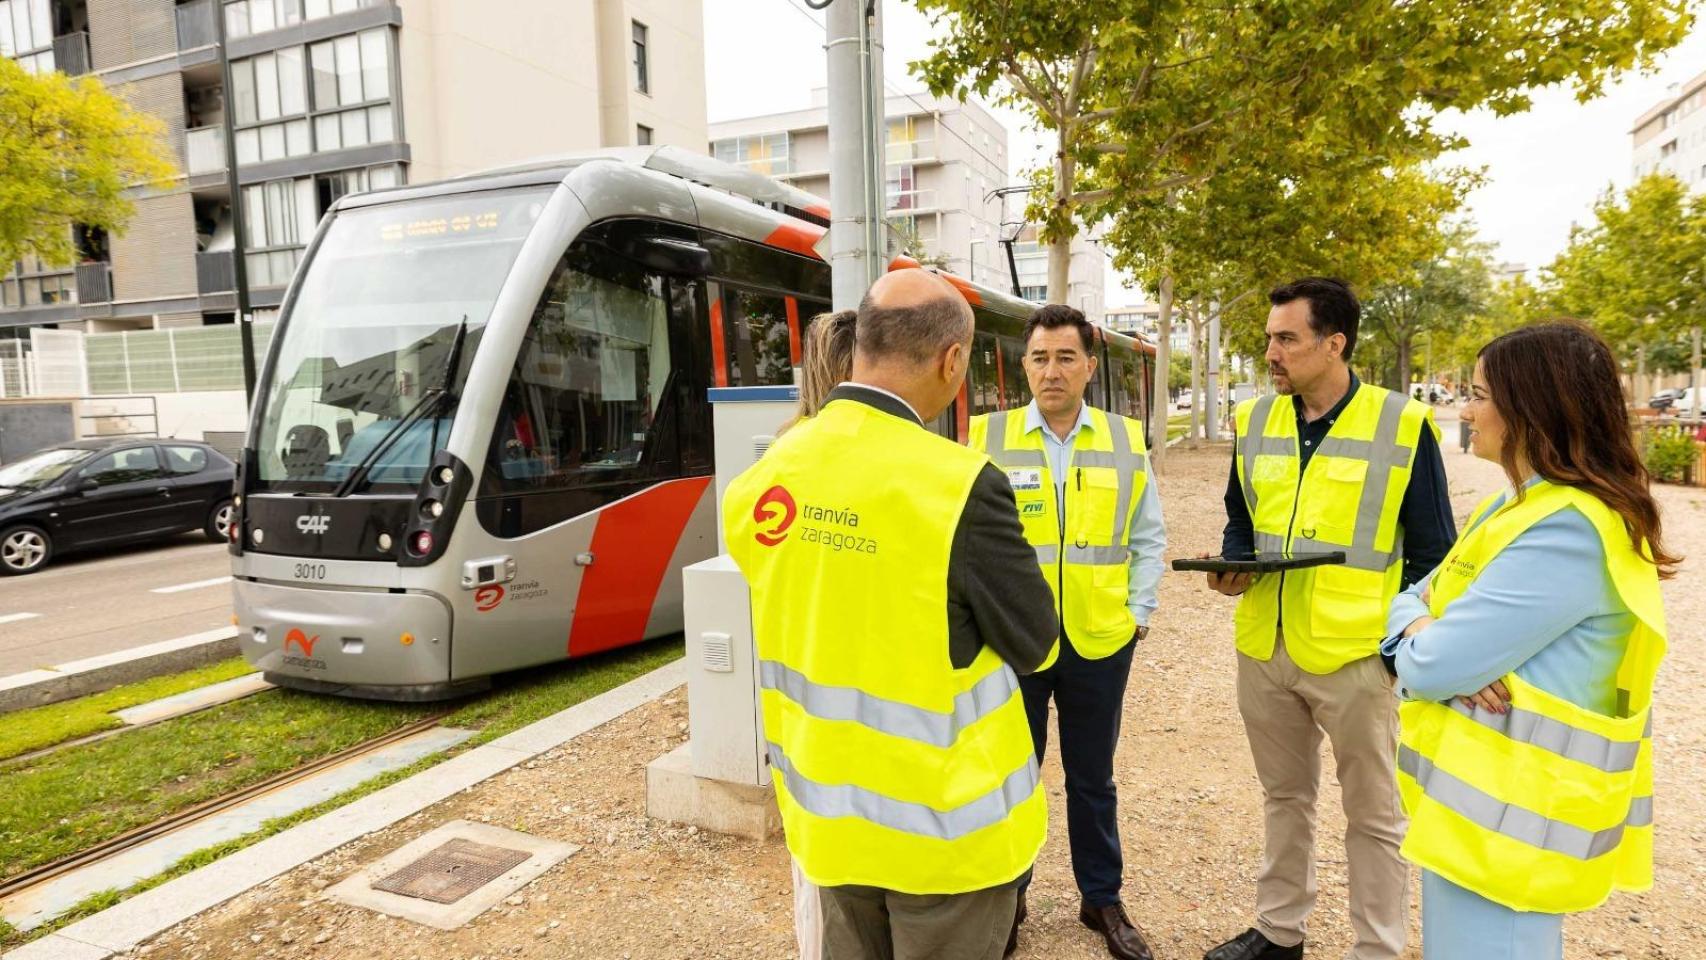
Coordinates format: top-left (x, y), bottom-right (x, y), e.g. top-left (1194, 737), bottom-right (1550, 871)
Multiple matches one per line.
top-left (3, 657), bottom-right (687, 960)
top-left (0, 628), bottom-right (240, 716)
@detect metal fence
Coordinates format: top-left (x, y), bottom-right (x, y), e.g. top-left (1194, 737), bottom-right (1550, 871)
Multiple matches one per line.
top-left (84, 324), bottom-right (274, 396)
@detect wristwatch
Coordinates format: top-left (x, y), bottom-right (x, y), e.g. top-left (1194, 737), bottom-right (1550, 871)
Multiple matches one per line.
top-left (1135, 625), bottom-right (1150, 641)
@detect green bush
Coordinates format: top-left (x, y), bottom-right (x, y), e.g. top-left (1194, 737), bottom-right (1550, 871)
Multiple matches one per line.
top-left (1645, 429), bottom-right (1697, 484)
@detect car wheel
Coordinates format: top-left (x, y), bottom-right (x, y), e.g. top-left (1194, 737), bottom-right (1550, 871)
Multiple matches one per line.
top-left (0, 525), bottom-right (53, 576)
top-left (206, 499), bottom-right (235, 543)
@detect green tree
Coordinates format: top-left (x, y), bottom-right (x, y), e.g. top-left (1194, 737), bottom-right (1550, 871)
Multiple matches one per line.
top-left (1361, 226), bottom-right (1495, 390)
top-left (1546, 174), bottom-right (1706, 387)
top-left (0, 59), bottom-right (176, 268)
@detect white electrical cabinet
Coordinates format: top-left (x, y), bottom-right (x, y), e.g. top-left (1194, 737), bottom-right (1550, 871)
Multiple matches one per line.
top-left (683, 554), bottom-right (768, 786)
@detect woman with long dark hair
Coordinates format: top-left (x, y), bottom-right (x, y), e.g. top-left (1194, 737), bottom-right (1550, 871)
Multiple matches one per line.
top-left (1383, 321), bottom-right (1672, 959)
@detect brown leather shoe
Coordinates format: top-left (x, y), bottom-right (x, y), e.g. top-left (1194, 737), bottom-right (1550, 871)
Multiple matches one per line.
top-left (1004, 891), bottom-right (1027, 957)
top-left (1078, 901), bottom-right (1154, 960)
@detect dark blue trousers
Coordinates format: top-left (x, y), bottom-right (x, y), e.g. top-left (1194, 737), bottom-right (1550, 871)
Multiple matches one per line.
top-left (1017, 635), bottom-right (1135, 908)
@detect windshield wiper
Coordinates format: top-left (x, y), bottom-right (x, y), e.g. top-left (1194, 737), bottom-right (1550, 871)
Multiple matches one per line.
top-left (330, 315), bottom-right (469, 498)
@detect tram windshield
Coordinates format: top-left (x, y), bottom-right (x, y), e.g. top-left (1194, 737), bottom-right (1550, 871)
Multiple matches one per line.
top-left (252, 185), bottom-right (554, 492)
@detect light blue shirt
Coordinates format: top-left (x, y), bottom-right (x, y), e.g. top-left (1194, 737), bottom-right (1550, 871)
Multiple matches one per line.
top-left (1022, 400), bottom-right (1166, 627)
top-left (1382, 483), bottom-right (1633, 714)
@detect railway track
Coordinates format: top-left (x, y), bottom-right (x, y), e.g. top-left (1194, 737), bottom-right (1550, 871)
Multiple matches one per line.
top-left (0, 712), bottom-right (449, 906)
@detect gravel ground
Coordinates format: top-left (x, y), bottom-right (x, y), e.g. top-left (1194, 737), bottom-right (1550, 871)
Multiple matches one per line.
top-left (130, 411), bottom-right (1705, 960)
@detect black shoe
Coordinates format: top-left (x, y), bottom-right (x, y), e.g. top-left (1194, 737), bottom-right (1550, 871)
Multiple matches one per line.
top-left (1204, 927), bottom-right (1303, 960)
top-left (1078, 901), bottom-right (1154, 960)
top-left (1005, 892), bottom-right (1027, 957)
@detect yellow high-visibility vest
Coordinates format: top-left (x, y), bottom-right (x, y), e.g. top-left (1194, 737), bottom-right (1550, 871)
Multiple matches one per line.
top-left (1398, 481), bottom-right (1666, 913)
top-left (1232, 383), bottom-right (1437, 673)
top-left (724, 396), bottom-right (1046, 894)
top-left (968, 406), bottom-right (1149, 665)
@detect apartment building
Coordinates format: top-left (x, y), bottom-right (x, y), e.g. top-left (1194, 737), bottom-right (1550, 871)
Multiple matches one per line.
top-left (1631, 67), bottom-right (1706, 191)
top-left (0, 0), bottom-right (707, 335)
top-left (711, 90), bottom-right (1031, 291)
top-left (1007, 223), bottom-right (1106, 320)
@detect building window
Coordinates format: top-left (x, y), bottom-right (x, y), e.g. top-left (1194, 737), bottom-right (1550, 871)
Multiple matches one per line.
top-left (636, 124), bottom-right (653, 146)
top-left (309, 28), bottom-right (390, 110)
top-left (243, 178), bottom-right (316, 286)
top-left (710, 133), bottom-right (791, 175)
top-left (224, 0), bottom-right (303, 39)
top-left (314, 163), bottom-right (404, 211)
top-left (632, 21), bottom-right (648, 94)
top-left (0, 0), bottom-right (54, 72)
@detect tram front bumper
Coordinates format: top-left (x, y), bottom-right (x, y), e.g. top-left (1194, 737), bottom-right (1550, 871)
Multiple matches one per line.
top-left (236, 579), bottom-right (453, 690)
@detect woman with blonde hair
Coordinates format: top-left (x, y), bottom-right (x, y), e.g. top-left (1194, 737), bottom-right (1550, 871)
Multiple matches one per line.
top-left (1383, 321), bottom-right (1673, 959)
top-left (781, 308), bottom-right (856, 960)
top-left (783, 309), bottom-right (858, 434)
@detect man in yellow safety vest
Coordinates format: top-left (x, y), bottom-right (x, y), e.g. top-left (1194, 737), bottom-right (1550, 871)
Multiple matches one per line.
top-left (968, 305), bottom-right (1165, 960)
top-left (725, 269), bottom-right (1059, 960)
top-left (1203, 278), bottom-right (1455, 960)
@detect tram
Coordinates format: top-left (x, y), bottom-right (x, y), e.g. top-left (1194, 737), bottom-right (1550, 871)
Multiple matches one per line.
top-left (231, 146), bottom-right (1156, 699)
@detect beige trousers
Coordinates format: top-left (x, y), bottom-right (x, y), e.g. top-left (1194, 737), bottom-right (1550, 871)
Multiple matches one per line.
top-left (1235, 633), bottom-right (1408, 960)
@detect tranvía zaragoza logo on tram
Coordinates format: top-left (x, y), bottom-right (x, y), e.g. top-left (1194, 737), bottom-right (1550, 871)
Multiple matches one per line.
top-left (751, 485), bottom-right (877, 555)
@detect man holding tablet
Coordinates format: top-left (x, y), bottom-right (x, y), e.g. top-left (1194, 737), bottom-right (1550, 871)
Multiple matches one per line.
top-left (1202, 278), bottom-right (1454, 960)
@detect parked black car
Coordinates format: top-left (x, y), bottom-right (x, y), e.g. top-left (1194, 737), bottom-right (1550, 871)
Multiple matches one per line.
top-left (0, 438), bottom-right (236, 575)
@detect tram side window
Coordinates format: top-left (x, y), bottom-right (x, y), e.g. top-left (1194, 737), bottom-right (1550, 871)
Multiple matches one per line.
top-left (720, 288), bottom-right (793, 387)
top-left (998, 334), bottom-right (1028, 409)
top-left (967, 332), bottom-right (1000, 416)
top-left (486, 245), bottom-right (673, 492)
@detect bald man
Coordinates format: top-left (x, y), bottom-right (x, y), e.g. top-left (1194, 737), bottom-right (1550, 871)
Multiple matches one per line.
top-left (725, 270), bottom-right (1058, 960)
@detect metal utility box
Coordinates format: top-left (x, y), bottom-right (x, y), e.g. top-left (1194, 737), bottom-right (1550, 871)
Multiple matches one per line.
top-left (682, 554), bottom-right (768, 786)
top-left (709, 386), bottom-right (797, 550)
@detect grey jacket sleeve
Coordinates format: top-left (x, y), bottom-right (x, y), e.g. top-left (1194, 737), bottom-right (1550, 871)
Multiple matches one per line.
top-left (946, 462), bottom-right (1059, 673)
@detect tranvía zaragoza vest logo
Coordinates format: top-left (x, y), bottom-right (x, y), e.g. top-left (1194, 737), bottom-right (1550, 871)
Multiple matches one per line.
top-left (753, 485), bottom-right (797, 546)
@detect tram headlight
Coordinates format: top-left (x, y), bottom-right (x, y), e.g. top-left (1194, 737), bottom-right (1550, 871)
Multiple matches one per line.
top-left (251, 528), bottom-right (265, 545)
top-left (422, 499), bottom-right (444, 519)
top-left (410, 530), bottom-right (434, 556)
top-left (435, 466), bottom-right (455, 486)
top-left (378, 532), bottom-right (394, 551)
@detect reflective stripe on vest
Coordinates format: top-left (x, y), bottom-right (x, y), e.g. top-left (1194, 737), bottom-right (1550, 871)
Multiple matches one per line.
top-left (974, 407), bottom-right (1149, 660)
top-left (1445, 697), bottom-right (1650, 773)
top-left (758, 658), bottom-right (1019, 749)
top-left (768, 742), bottom-right (1041, 841)
top-left (1399, 746), bottom-right (1653, 860)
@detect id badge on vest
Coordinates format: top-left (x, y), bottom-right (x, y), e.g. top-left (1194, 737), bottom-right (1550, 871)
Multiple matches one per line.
top-left (1005, 468), bottom-right (1049, 520)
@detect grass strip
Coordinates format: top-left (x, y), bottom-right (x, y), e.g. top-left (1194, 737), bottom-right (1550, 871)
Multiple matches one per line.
top-left (0, 658), bottom-right (257, 762)
top-left (1, 639), bottom-right (682, 950)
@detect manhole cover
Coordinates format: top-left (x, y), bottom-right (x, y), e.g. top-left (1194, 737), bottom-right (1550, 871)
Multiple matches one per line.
top-left (371, 838), bottom-right (532, 904)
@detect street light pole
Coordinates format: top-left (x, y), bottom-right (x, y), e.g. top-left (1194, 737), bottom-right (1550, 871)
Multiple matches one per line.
top-left (214, 4), bottom-right (257, 403)
top-left (826, 0), bottom-right (887, 311)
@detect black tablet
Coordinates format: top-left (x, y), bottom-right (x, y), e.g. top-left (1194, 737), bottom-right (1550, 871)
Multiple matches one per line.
top-left (1171, 551), bottom-right (1346, 574)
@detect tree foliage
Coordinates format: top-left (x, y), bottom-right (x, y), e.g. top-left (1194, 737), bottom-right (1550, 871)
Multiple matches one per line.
top-left (0, 58), bottom-right (176, 268)
top-left (1545, 173), bottom-right (1706, 366)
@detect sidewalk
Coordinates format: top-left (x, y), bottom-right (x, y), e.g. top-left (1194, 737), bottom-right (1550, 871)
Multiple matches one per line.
top-left (18, 442), bottom-right (1706, 960)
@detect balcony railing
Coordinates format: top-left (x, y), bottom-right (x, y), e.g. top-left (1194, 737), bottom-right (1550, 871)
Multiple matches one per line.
top-left (52, 32), bottom-right (90, 76)
top-left (176, 0), bottom-right (217, 50)
top-left (886, 188), bottom-right (937, 212)
top-left (885, 139), bottom-right (935, 165)
top-left (75, 262), bottom-right (112, 304)
top-left (196, 250), bottom-right (235, 294)
top-left (185, 127), bottom-right (225, 175)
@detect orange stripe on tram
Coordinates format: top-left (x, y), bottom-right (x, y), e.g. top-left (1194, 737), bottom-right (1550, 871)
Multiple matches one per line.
top-left (785, 296), bottom-right (802, 366)
top-left (567, 477), bottom-right (713, 657)
top-left (709, 297), bottom-right (729, 388)
top-left (763, 222), bottom-right (826, 260)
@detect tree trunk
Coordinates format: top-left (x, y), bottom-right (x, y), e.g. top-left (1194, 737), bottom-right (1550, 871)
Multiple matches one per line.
top-left (1150, 271), bottom-right (1175, 469)
top-left (1395, 333), bottom-right (1414, 396)
top-left (1188, 300), bottom-right (1203, 440)
top-left (1635, 343), bottom-right (1647, 404)
top-left (1047, 139), bottom-right (1073, 304)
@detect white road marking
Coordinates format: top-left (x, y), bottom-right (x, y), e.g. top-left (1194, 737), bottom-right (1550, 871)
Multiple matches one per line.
top-left (150, 576), bottom-right (233, 595)
top-left (0, 612), bottom-right (41, 626)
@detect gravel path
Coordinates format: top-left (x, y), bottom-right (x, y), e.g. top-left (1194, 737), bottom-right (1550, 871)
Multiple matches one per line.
top-left (131, 411), bottom-right (1705, 960)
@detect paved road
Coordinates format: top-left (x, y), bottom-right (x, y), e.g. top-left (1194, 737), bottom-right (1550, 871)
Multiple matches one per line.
top-left (0, 536), bottom-right (233, 674)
